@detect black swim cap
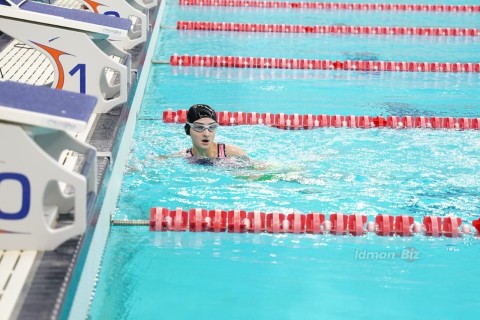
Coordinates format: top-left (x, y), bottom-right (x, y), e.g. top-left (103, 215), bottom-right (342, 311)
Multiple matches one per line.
top-left (185, 104), bottom-right (217, 135)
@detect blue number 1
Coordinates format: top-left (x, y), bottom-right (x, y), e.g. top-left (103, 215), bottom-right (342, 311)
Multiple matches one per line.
top-left (69, 63), bottom-right (86, 94)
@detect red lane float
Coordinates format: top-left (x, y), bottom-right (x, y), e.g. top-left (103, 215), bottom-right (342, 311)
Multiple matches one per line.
top-left (288, 213), bottom-right (306, 233)
top-left (179, 0), bottom-right (480, 12)
top-left (423, 216), bottom-right (441, 236)
top-left (247, 211), bottom-right (266, 232)
top-left (150, 207), bottom-right (477, 237)
top-left (170, 54), bottom-right (480, 73)
top-left (330, 213), bottom-right (348, 235)
top-left (150, 207), bottom-right (189, 231)
top-left (163, 109), bottom-right (480, 131)
top-left (349, 214), bottom-right (368, 236)
top-left (306, 212), bottom-right (325, 234)
top-left (375, 214), bottom-right (394, 236)
top-left (472, 218), bottom-right (480, 234)
top-left (443, 217), bottom-right (462, 237)
top-left (228, 209), bottom-right (248, 232)
top-left (395, 215), bottom-right (415, 237)
top-left (266, 212), bottom-right (285, 233)
top-left (177, 21), bottom-right (480, 37)
top-left (189, 208), bottom-right (209, 231)
top-left (209, 209), bottom-right (228, 232)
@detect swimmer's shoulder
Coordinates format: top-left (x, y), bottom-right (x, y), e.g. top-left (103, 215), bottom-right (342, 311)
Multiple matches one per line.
top-left (225, 144), bottom-right (248, 158)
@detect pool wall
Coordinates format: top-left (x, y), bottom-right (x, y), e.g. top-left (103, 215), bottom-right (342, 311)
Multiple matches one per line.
top-left (56, 2), bottom-right (167, 319)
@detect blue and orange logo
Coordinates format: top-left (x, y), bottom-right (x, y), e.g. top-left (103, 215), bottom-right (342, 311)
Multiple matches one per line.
top-left (31, 38), bottom-right (87, 94)
top-left (84, 0), bottom-right (120, 17)
top-left (31, 40), bottom-right (70, 90)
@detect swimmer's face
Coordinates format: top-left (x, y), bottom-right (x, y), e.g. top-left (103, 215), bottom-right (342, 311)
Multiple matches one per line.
top-left (189, 117), bottom-right (217, 151)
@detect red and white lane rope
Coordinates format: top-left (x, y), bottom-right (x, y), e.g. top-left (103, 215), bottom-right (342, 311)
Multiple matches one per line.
top-left (169, 54), bottom-right (480, 73)
top-left (145, 207), bottom-right (480, 237)
top-left (179, 0), bottom-right (480, 12)
top-left (177, 21), bottom-right (480, 36)
top-left (163, 109), bottom-right (480, 130)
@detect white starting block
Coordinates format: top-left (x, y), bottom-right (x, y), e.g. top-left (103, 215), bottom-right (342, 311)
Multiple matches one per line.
top-left (79, 0), bottom-right (149, 50)
top-left (0, 0), bottom-right (132, 113)
top-left (0, 81), bottom-right (97, 251)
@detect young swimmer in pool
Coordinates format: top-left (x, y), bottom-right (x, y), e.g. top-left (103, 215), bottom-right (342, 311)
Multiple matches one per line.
top-left (132, 105), bottom-right (299, 179)
top-left (182, 104), bottom-right (303, 179)
top-left (184, 104), bottom-right (248, 163)
top-left (148, 104), bottom-right (305, 180)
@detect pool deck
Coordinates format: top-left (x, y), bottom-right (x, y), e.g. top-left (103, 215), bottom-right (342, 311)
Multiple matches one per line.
top-left (0, 1), bottom-right (164, 319)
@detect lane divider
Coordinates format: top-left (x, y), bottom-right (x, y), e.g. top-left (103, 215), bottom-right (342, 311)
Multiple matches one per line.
top-left (179, 0), bottom-right (480, 12)
top-left (111, 207), bottom-right (480, 237)
top-left (177, 21), bottom-right (480, 36)
top-left (169, 54), bottom-right (480, 73)
top-left (163, 109), bottom-right (480, 130)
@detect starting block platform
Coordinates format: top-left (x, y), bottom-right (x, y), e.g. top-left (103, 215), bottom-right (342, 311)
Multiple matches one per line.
top-left (0, 80), bottom-right (97, 251)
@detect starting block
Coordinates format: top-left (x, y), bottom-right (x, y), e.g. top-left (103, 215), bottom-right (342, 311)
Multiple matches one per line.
top-left (0, 0), bottom-right (132, 113)
top-left (79, 0), bottom-right (149, 50)
top-left (0, 81), bottom-right (97, 250)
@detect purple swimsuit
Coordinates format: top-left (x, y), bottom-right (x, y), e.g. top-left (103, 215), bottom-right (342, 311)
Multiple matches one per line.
top-left (186, 143), bottom-right (227, 165)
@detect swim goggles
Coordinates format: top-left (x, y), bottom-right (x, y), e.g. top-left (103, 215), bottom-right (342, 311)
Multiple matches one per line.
top-left (187, 121), bottom-right (219, 132)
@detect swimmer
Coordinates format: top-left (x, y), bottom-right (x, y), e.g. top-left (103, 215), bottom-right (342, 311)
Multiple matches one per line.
top-left (155, 104), bottom-right (247, 165)
top-left (183, 104), bottom-right (248, 160)
top-left (161, 105), bottom-right (302, 179)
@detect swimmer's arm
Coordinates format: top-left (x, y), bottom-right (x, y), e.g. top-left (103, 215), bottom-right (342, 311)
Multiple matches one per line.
top-left (127, 151), bottom-right (183, 172)
top-left (234, 161), bottom-right (305, 181)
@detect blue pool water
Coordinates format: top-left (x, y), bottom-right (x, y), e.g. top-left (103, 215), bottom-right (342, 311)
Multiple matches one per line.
top-left (118, 122), bottom-right (480, 218)
top-left (89, 1), bottom-right (480, 318)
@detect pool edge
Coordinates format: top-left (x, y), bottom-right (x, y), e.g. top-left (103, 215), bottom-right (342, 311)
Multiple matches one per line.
top-left (64, 1), bottom-right (167, 319)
